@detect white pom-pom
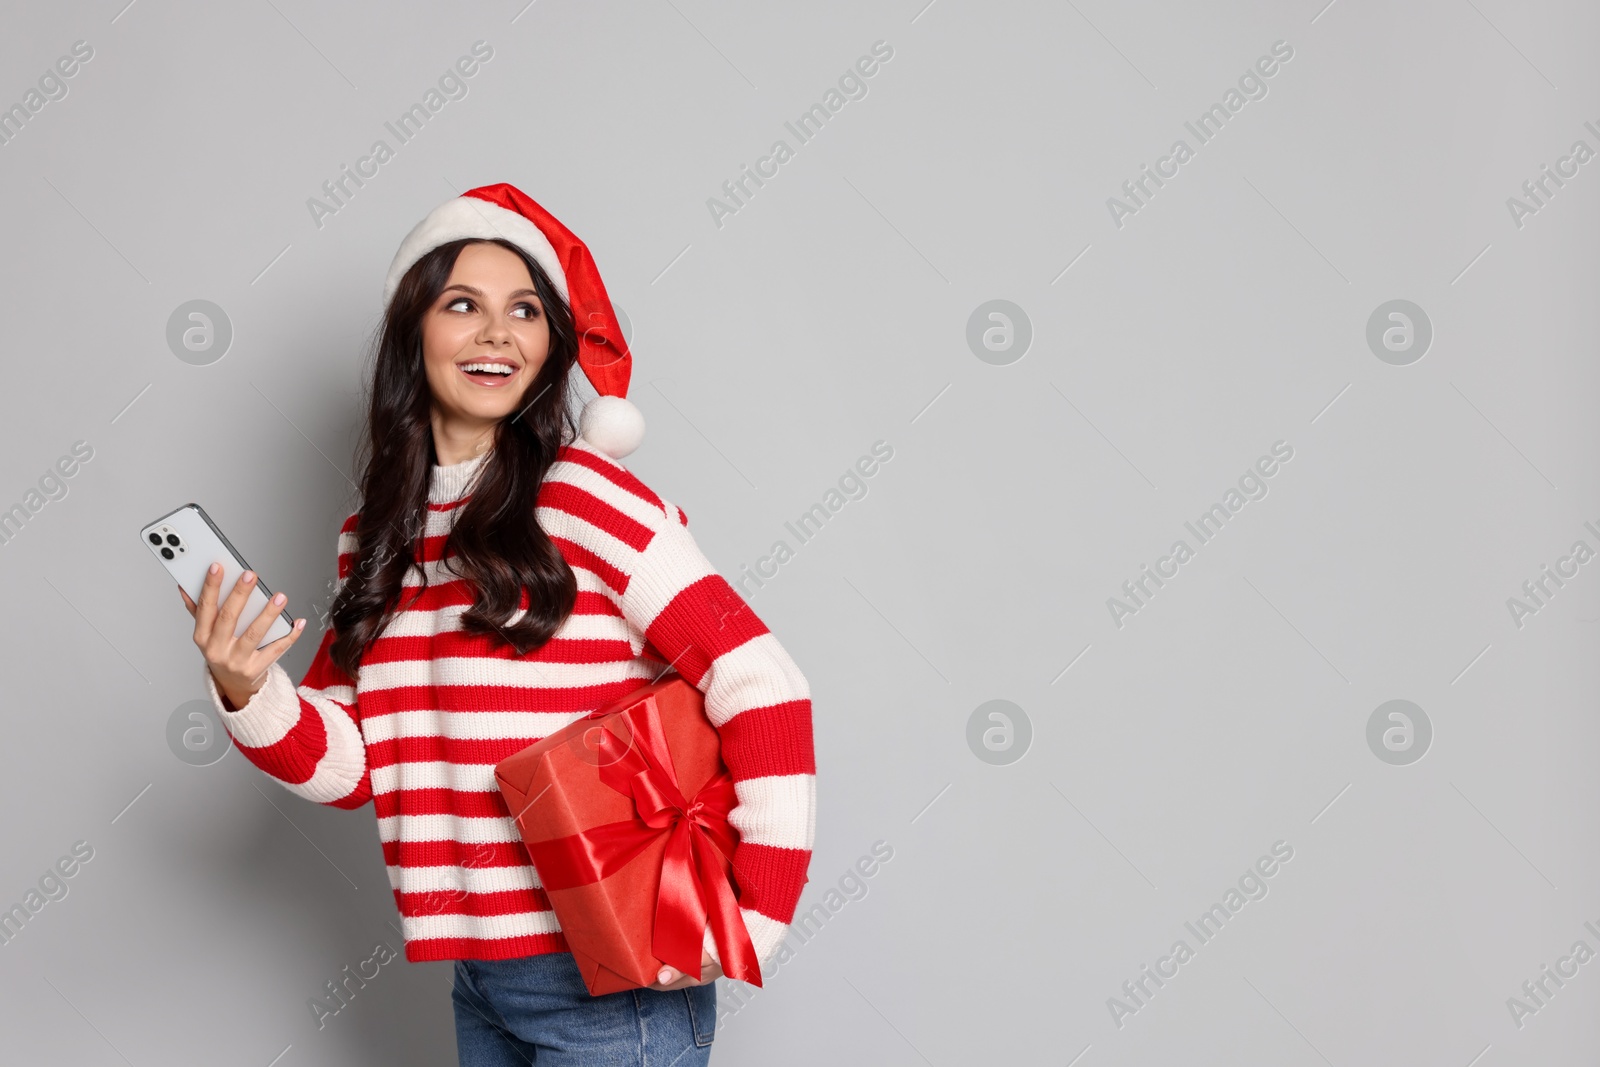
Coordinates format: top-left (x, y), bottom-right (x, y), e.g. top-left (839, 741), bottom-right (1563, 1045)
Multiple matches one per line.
top-left (579, 395), bottom-right (645, 459)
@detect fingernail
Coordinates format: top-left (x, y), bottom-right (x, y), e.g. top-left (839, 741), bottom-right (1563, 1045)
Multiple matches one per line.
top-left (243, 571), bottom-right (255, 583)
top-left (208, 562), bottom-right (219, 575)
top-left (294, 618), bottom-right (306, 630)
top-left (271, 593), bottom-right (285, 604)
top-left (658, 968), bottom-right (672, 984)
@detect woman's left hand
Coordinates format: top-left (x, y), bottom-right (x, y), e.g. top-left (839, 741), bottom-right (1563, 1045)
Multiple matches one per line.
top-left (648, 949), bottom-right (722, 991)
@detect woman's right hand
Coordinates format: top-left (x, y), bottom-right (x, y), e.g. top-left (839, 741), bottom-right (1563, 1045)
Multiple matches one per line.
top-left (180, 562), bottom-right (306, 710)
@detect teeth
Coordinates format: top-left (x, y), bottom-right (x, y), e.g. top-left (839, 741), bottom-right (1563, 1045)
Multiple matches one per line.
top-left (460, 363), bottom-right (514, 375)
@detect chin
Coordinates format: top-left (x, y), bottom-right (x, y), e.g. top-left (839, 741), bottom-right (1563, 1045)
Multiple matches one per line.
top-left (469, 401), bottom-right (518, 421)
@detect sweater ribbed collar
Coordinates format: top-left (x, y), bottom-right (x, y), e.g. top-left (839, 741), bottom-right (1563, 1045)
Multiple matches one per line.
top-left (428, 447), bottom-right (491, 504)
top-left (424, 432), bottom-right (601, 505)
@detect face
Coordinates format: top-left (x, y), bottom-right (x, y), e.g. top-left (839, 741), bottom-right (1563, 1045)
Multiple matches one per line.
top-left (421, 241), bottom-right (552, 437)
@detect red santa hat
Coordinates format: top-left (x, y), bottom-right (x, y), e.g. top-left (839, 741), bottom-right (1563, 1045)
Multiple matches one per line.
top-left (382, 182), bottom-right (644, 460)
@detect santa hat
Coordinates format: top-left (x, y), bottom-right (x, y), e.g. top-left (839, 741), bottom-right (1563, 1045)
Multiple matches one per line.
top-left (382, 183), bottom-right (644, 460)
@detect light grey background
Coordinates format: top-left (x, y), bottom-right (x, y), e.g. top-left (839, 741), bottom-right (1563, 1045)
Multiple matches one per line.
top-left (2, 0), bottom-right (1596, 1064)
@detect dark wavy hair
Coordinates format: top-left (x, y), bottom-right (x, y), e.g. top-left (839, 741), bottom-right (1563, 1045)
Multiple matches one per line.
top-left (327, 237), bottom-right (580, 679)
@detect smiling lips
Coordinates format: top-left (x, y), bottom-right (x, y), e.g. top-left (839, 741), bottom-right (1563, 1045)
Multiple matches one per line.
top-left (458, 359), bottom-right (519, 387)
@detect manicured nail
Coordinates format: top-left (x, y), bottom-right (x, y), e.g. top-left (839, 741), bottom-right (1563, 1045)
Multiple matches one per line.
top-left (208, 562), bottom-right (219, 575)
top-left (243, 571), bottom-right (255, 583)
top-left (271, 593), bottom-right (285, 604)
top-left (658, 968), bottom-right (672, 984)
top-left (294, 618), bottom-right (306, 630)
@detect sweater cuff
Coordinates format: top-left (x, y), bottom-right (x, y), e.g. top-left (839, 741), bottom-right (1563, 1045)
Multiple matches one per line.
top-left (202, 661), bottom-right (301, 749)
top-left (704, 909), bottom-right (788, 975)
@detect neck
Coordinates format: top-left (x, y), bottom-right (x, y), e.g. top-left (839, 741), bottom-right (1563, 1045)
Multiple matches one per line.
top-left (431, 416), bottom-right (497, 467)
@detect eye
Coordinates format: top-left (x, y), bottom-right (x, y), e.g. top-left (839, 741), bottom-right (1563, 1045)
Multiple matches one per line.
top-left (512, 302), bottom-right (539, 320)
top-left (446, 297), bottom-right (473, 313)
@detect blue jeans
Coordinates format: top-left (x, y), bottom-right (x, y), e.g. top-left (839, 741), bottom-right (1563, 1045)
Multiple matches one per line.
top-left (452, 951), bottom-right (718, 1066)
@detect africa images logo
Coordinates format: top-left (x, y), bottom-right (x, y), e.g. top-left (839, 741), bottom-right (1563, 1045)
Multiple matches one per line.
top-left (1106, 441), bottom-right (1294, 628)
top-left (705, 40), bottom-right (895, 229)
top-left (1105, 40), bottom-right (1295, 229)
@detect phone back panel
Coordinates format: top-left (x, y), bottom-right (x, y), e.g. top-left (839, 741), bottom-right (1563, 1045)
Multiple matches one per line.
top-left (141, 504), bottom-right (294, 650)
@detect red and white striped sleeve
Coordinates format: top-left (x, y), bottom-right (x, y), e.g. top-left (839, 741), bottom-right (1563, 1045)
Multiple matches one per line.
top-left (608, 493), bottom-right (817, 969)
top-left (201, 515), bottom-right (372, 810)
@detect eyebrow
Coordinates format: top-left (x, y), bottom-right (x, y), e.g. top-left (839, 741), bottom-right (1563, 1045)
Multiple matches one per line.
top-left (441, 284), bottom-right (540, 300)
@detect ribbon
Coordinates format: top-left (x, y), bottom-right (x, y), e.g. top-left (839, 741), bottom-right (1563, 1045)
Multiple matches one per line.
top-left (520, 692), bottom-right (762, 986)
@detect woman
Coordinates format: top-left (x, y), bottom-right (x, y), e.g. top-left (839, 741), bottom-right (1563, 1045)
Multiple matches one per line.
top-left (179, 184), bottom-right (816, 1064)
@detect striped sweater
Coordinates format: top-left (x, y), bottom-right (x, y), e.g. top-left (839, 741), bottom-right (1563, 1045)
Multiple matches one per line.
top-left (202, 433), bottom-right (816, 967)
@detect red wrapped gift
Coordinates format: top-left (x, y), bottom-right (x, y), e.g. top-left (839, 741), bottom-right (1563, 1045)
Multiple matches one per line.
top-left (493, 675), bottom-right (763, 996)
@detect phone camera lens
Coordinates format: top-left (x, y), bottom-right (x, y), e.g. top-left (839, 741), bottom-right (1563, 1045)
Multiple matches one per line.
top-left (165, 534), bottom-right (180, 547)
top-left (160, 547), bottom-right (174, 560)
top-left (148, 532), bottom-right (162, 545)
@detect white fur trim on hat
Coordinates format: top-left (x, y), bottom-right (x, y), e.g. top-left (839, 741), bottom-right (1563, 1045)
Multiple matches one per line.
top-left (579, 395), bottom-right (645, 460)
top-left (382, 196), bottom-right (569, 309)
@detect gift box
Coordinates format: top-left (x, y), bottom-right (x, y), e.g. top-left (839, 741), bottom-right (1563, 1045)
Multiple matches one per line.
top-left (493, 675), bottom-right (763, 996)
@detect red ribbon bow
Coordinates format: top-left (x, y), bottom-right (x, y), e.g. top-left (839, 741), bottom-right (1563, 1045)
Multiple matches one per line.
top-left (521, 693), bottom-right (762, 986)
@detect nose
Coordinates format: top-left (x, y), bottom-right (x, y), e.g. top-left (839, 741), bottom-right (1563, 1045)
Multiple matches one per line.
top-left (478, 313), bottom-right (513, 346)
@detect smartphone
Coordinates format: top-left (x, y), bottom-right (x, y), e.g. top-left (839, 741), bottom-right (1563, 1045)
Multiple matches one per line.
top-left (141, 504), bottom-right (294, 649)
